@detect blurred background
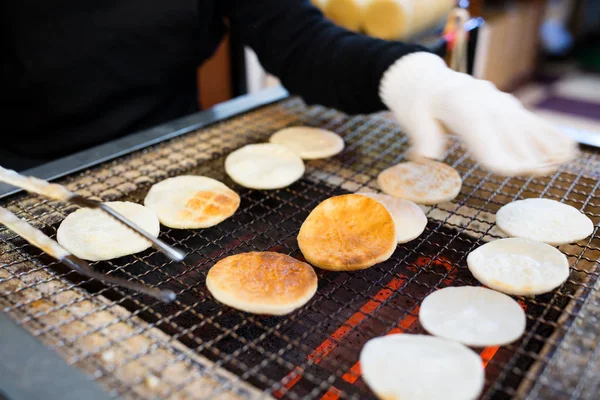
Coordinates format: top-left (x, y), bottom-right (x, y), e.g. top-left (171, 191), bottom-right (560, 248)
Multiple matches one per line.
top-left (198, 0), bottom-right (599, 133)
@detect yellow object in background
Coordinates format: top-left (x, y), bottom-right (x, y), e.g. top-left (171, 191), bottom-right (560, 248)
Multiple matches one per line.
top-left (363, 0), bottom-right (411, 40)
top-left (323, 0), bottom-right (366, 32)
top-left (320, 0), bottom-right (457, 40)
top-left (411, 0), bottom-right (456, 35)
top-left (311, 0), bottom-right (327, 10)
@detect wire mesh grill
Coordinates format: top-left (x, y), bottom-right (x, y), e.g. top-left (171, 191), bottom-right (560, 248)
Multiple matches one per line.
top-left (1, 97), bottom-right (599, 400)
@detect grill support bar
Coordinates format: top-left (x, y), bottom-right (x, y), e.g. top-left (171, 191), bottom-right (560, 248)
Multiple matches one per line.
top-left (0, 311), bottom-right (111, 400)
top-left (0, 86), bottom-right (289, 199)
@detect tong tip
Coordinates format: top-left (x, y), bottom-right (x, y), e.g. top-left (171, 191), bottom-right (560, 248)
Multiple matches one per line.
top-left (158, 290), bottom-right (177, 303)
top-left (166, 247), bottom-right (187, 262)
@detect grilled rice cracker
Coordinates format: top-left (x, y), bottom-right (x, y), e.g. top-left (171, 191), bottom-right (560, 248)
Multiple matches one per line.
top-left (357, 192), bottom-right (427, 243)
top-left (298, 194), bottom-right (397, 271)
top-left (467, 238), bottom-right (570, 296)
top-left (496, 198), bottom-right (593, 246)
top-left (225, 143), bottom-right (305, 190)
top-left (269, 126), bottom-right (344, 160)
top-left (206, 252), bottom-right (318, 315)
top-left (57, 201), bottom-right (160, 261)
top-left (419, 286), bottom-right (526, 347)
top-left (378, 160), bottom-right (462, 205)
top-left (144, 175), bottom-right (240, 229)
top-left (360, 334), bottom-right (484, 400)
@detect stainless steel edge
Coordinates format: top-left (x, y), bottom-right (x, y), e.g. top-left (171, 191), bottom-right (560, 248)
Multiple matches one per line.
top-left (0, 311), bottom-right (111, 400)
top-left (0, 86), bottom-right (289, 199)
top-left (561, 126), bottom-right (600, 149)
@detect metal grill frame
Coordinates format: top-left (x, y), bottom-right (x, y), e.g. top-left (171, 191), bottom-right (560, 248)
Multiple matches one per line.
top-left (1, 89), bottom-right (599, 400)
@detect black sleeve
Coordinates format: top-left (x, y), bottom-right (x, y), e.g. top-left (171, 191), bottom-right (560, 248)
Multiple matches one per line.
top-left (221, 0), bottom-right (430, 114)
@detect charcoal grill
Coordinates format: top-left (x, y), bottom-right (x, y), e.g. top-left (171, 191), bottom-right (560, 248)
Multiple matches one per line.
top-left (1, 87), bottom-right (599, 400)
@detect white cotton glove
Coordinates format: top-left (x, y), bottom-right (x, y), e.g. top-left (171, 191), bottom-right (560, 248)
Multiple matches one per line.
top-left (380, 52), bottom-right (578, 176)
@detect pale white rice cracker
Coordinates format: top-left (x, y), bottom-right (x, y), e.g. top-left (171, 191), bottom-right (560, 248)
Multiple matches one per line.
top-left (360, 334), bottom-right (484, 400)
top-left (225, 143), bottom-right (305, 190)
top-left (144, 176), bottom-right (240, 229)
top-left (358, 192), bottom-right (427, 243)
top-left (467, 238), bottom-right (570, 296)
top-left (269, 126), bottom-right (344, 160)
top-left (496, 198), bottom-right (593, 245)
top-left (378, 160), bottom-right (462, 205)
top-left (419, 286), bottom-right (526, 347)
top-left (57, 201), bottom-right (160, 261)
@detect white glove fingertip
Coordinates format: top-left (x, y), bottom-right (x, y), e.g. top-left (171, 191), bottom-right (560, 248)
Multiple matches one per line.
top-left (553, 131), bottom-right (579, 163)
top-left (410, 140), bottom-right (446, 161)
top-left (405, 117), bottom-right (447, 161)
top-left (528, 115), bottom-right (579, 165)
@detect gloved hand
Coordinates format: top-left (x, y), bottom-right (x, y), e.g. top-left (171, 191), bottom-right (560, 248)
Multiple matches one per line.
top-left (380, 52), bottom-right (578, 176)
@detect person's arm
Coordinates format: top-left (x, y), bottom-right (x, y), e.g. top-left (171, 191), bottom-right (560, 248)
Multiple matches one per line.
top-left (222, 0), bottom-right (577, 176)
top-left (221, 0), bottom-right (428, 115)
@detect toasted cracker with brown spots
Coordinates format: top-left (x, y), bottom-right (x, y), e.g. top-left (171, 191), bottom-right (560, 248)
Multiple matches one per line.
top-left (144, 175), bottom-right (240, 229)
top-left (298, 194), bottom-right (397, 271)
top-left (377, 160), bottom-right (462, 205)
top-left (206, 252), bottom-right (318, 315)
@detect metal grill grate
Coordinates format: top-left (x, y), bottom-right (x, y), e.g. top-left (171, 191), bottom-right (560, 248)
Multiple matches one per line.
top-left (1, 97), bottom-right (599, 400)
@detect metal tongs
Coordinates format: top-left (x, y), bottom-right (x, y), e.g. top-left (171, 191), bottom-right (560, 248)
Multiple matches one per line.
top-left (0, 166), bottom-right (185, 302)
